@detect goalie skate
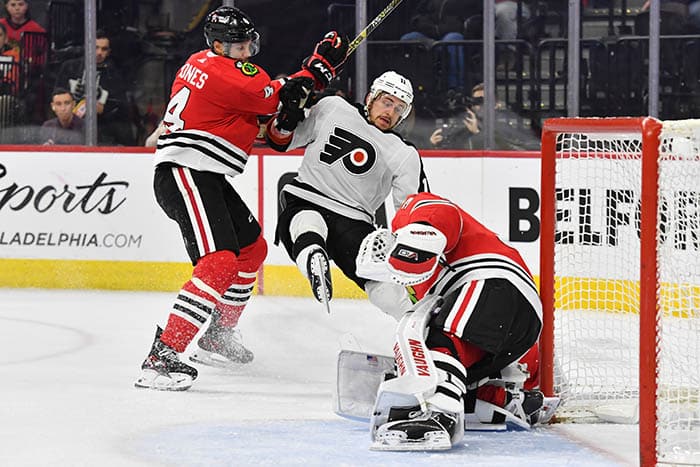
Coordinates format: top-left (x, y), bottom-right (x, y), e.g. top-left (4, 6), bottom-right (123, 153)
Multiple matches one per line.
top-left (504, 389), bottom-right (560, 426)
top-left (371, 407), bottom-right (458, 451)
top-left (134, 326), bottom-right (198, 391)
top-left (307, 248), bottom-right (332, 313)
top-left (190, 326), bottom-right (254, 368)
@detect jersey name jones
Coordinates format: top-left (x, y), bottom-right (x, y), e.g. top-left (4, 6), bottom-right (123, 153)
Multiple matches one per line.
top-left (178, 63), bottom-right (208, 89)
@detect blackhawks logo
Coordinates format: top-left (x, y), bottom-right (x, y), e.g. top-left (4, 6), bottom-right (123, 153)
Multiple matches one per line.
top-left (237, 61), bottom-right (259, 77)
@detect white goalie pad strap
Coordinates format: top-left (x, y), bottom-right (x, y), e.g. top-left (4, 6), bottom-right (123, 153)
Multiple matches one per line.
top-left (387, 223), bottom-right (447, 286)
top-left (465, 400), bottom-right (531, 431)
top-left (480, 361), bottom-right (529, 389)
top-left (356, 228), bottom-right (394, 281)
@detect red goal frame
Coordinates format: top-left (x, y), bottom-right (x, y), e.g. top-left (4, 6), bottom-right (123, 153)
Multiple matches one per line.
top-left (539, 117), bottom-right (662, 467)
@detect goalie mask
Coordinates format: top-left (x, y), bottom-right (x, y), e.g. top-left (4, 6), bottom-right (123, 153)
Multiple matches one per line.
top-left (365, 71), bottom-right (414, 126)
top-left (204, 6), bottom-right (260, 57)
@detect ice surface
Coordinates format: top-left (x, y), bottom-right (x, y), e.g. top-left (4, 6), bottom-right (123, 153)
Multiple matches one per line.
top-left (0, 289), bottom-right (637, 466)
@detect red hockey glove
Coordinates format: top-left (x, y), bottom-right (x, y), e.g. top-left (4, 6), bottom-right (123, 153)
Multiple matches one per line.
top-left (303, 31), bottom-right (349, 88)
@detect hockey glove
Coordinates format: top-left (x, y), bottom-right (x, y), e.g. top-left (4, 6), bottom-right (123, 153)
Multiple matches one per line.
top-left (303, 31), bottom-right (349, 88)
top-left (275, 77), bottom-right (314, 132)
top-left (386, 223), bottom-right (447, 286)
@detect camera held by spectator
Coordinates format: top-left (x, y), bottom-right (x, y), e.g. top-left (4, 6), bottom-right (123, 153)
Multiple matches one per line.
top-left (431, 86), bottom-right (484, 149)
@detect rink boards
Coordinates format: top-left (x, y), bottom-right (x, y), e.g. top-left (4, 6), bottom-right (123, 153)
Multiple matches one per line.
top-left (0, 146), bottom-right (541, 295)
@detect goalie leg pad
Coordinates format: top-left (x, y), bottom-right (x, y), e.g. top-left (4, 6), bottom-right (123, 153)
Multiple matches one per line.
top-left (370, 297), bottom-right (466, 450)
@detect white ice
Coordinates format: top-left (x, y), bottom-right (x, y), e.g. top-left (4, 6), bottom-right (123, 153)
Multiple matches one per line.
top-left (0, 289), bottom-right (638, 466)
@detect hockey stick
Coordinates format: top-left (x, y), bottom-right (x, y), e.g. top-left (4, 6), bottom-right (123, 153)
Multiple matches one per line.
top-left (346, 0), bottom-right (406, 56)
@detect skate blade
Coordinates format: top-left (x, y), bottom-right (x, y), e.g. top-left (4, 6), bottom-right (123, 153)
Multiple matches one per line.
top-left (370, 432), bottom-right (452, 451)
top-left (134, 369), bottom-right (193, 391)
top-left (309, 254), bottom-right (332, 314)
top-left (464, 421), bottom-right (507, 432)
top-left (189, 349), bottom-right (252, 369)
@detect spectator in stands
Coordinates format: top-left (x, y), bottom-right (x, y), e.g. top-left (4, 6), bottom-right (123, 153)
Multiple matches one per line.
top-left (690, 0), bottom-right (700, 31)
top-left (39, 87), bottom-right (84, 145)
top-left (495, 0), bottom-right (531, 41)
top-left (429, 82), bottom-right (538, 150)
top-left (0, 0), bottom-right (44, 48)
top-left (429, 82), bottom-right (485, 149)
top-left (0, 22), bottom-right (17, 60)
top-left (0, 22), bottom-right (19, 93)
top-left (640, 0), bottom-right (690, 34)
top-left (54, 30), bottom-right (135, 146)
top-left (400, 0), bottom-right (480, 93)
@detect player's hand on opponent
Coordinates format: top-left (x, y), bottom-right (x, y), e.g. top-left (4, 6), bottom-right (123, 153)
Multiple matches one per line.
top-left (275, 77), bottom-right (315, 132)
top-left (303, 31), bottom-right (349, 88)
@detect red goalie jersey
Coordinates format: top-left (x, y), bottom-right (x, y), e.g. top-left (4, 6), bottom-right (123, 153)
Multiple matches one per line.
top-left (392, 192), bottom-right (541, 320)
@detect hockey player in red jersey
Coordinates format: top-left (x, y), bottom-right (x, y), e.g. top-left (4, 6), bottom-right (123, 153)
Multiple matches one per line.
top-left (134, 6), bottom-right (348, 391)
top-left (266, 71), bottom-right (428, 318)
top-left (356, 192), bottom-right (555, 450)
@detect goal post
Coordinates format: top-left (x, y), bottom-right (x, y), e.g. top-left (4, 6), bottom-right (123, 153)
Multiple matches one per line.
top-left (540, 117), bottom-right (700, 466)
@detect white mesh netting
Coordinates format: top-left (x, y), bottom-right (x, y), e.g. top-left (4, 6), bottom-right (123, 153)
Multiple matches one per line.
top-left (551, 120), bottom-right (699, 464)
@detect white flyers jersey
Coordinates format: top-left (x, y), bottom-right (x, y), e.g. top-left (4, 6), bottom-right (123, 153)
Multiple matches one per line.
top-left (282, 96), bottom-right (429, 223)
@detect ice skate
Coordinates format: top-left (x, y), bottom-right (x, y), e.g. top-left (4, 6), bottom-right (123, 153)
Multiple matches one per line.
top-left (504, 389), bottom-right (560, 426)
top-left (371, 407), bottom-right (459, 451)
top-left (306, 248), bottom-right (332, 313)
top-left (135, 326), bottom-right (198, 391)
top-left (190, 324), bottom-right (254, 368)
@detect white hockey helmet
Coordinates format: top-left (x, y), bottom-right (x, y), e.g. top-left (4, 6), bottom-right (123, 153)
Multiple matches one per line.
top-left (366, 71), bottom-right (414, 125)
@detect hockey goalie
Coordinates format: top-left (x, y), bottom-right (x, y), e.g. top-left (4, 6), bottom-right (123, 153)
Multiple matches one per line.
top-left (353, 192), bottom-right (559, 451)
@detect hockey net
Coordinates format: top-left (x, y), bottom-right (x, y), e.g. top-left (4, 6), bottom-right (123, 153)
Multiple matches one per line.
top-left (540, 117), bottom-right (700, 466)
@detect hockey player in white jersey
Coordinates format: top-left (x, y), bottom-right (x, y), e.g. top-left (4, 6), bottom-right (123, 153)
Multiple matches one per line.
top-left (266, 71), bottom-right (428, 318)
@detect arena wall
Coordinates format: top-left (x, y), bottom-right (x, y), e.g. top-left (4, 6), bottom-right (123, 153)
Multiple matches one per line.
top-left (0, 146), bottom-right (541, 297)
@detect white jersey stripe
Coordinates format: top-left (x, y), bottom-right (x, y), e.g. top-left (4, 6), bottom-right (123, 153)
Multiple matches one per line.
top-left (444, 280), bottom-right (484, 337)
top-left (172, 167), bottom-right (215, 257)
top-left (155, 129), bottom-right (249, 177)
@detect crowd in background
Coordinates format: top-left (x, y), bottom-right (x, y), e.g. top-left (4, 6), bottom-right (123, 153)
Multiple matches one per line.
top-left (1, 0), bottom-right (700, 149)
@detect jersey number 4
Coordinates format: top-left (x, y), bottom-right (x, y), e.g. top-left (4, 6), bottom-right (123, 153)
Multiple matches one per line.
top-left (320, 127), bottom-right (377, 175)
top-left (162, 87), bottom-right (191, 132)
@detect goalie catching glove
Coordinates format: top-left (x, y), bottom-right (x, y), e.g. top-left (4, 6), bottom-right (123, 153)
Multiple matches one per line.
top-left (387, 223), bottom-right (447, 286)
top-left (303, 31), bottom-right (349, 89)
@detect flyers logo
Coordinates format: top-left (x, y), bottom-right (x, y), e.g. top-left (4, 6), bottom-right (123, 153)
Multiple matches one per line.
top-left (320, 127), bottom-right (376, 175)
top-left (237, 61), bottom-right (259, 77)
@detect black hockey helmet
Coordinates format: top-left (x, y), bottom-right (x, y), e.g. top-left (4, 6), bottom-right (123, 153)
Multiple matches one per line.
top-left (204, 6), bottom-right (260, 56)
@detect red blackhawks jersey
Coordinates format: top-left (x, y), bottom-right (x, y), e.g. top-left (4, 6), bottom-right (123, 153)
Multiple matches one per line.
top-left (393, 192), bottom-right (542, 321)
top-left (153, 50), bottom-right (283, 176)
